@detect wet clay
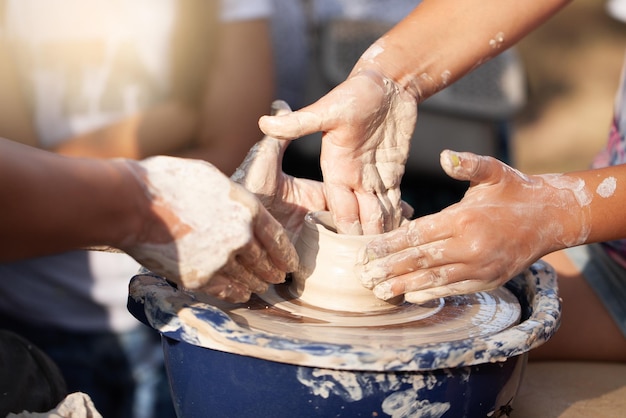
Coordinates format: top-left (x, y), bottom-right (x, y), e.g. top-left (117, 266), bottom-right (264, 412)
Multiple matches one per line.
top-left (291, 211), bottom-right (403, 312)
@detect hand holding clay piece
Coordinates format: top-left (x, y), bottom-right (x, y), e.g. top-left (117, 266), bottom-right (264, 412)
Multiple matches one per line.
top-left (122, 156), bottom-right (298, 303)
top-left (357, 150), bottom-right (594, 304)
top-left (0, 139), bottom-right (297, 303)
top-left (258, 71), bottom-right (416, 235)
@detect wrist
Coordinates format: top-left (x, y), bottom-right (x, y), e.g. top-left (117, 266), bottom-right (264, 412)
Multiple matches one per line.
top-left (108, 159), bottom-right (155, 251)
top-left (351, 43), bottom-right (424, 105)
top-left (538, 173), bottom-right (592, 252)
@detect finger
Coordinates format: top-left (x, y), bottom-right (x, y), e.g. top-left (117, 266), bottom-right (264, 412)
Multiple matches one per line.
top-left (359, 239), bottom-right (484, 289)
top-left (358, 245), bottom-right (437, 289)
top-left (258, 107), bottom-right (324, 140)
top-left (355, 190), bottom-right (385, 235)
top-left (440, 149), bottom-right (508, 185)
top-left (253, 204), bottom-right (299, 272)
top-left (198, 274), bottom-right (252, 304)
top-left (233, 137), bottom-right (282, 198)
top-left (236, 238), bottom-right (286, 285)
top-left (258, 92), bottom-right (344, 140)
top-left (324, 183), bottom-right (362, 235)
top-left (220, 260), bottom-right (270, 294)
top-left (361, 214), bottom-right (455, 261)
top-left (404, 279), bottom-right (501, 304)
top-left (384, 187), bottom-right (404, 231)
top-left (270, 99), bottom-right (293, 116)
top-left (357, 164), bottom-right (392, 234)
top-left (232, 101), bottom-right (292, 192)
top-left (370, 264), bottom-right (457, 300)
top-left (400, 200), bottom-right (415, 220)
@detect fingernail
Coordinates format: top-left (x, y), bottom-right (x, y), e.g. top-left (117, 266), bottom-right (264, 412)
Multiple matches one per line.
top-left (448, 151), bottom-right (460, 167)
top-left (404, 291), bottom-right (435, 305)
top-left (372, 282), bottom-right (394, 300)
top-left (356, 268), bottom-right (376, 289)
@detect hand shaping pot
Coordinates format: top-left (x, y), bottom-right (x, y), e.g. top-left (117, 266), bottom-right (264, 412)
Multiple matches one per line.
top-left (128, 214), bottom-right (560, 418)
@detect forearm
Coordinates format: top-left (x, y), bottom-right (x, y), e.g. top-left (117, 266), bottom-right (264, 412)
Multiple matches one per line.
top-left (0, 139), bottom-right (147, 260)
top-left (352, 0), bottom-right (571, 102)
top-left (565, 165), bottom-right (626, 247)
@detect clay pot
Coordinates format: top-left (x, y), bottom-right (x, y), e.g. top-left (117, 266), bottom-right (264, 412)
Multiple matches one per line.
top-left (291, 211), bottom-right (403, 311)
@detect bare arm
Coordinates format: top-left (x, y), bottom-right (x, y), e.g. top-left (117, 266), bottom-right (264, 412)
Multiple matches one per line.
top-left (0, 139), bottom-right (147, 258)
top-left (0, 138), bottom-right (298, 302)
top-left (364, 0), bottom-right (571, 101)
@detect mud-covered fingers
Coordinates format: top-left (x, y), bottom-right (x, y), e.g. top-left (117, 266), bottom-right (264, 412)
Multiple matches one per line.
top-left (355, 190), bottom-right (386, 235)
top-left (353, 166), bottom-right (397, 234)
top-left (370, 263), bottom-right (470, 301)
top-left (359, 240), bottom-right (479, 289)
top-left (346, 175), bottom-right (402, 235)
top-left (358, 246), bottom-right (429, 289)
top-left (235, 238), bottom-right (287, 285)
top-left (376, 186), bottom-right (404, 232)
top-left (252, 204), bottom-right (299, 272)
top-left (404, 279), bottom-right (501, 304)
top-left (197, 274), bottom-right (252, 304)
top-left (361, 217), bottom-right (450, 264)
top-left (218, 259), bottom-right (270, 294)
top-left (324, 183), bottom-right (363, 235)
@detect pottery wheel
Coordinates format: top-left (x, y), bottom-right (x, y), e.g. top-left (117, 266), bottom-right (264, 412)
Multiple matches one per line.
top-left (194, 280), bottom-right (521, 348)
top-left (130, 262), bottom-right (559, 371)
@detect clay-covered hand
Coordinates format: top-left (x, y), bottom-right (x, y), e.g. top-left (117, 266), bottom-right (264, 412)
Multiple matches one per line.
top-left (119, 156), bottom-right (298, 303)
top-left (232, 100), bottom-right (328, 243)
top-left (258, 70), bottom-right (417, 235)
top-left (357, 150), bottom-right (591, 304)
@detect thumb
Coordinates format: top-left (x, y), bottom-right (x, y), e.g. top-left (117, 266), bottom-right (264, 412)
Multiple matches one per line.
top-left (258, 99), bottom-right (327, 140)
top-left (232, 101), bottom-right (292, 199)
top-left (439, 150), bottom-right (506, 186)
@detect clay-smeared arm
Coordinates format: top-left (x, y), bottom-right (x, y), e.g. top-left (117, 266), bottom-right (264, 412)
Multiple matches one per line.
top-left (0, 139), bottom-right (297, 303)
top-left (259, 0), bottom-right (571, 235)
top-left (357, 150), bottom-right (626, 303)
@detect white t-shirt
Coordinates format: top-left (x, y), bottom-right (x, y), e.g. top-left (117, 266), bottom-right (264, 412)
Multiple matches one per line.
top-left (0, 0), bottom-right (272, 332)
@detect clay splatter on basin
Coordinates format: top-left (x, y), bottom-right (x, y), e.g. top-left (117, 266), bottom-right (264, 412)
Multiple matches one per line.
top-left (128, 262), bottom-right (559, 417)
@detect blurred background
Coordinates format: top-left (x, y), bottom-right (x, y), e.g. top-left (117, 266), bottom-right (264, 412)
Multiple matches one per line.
top-left (512, 0), bottom-right (626, 174)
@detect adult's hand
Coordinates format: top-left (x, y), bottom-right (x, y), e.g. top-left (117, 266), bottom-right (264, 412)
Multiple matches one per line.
top-left (233, 100), bottom-right (328, 243)
top-left (120, 156), bottom-right (298, 303)
top-left (357, 150), bottom-right (591, 304)
top-left (258, 70), bottom-right (417, 235)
